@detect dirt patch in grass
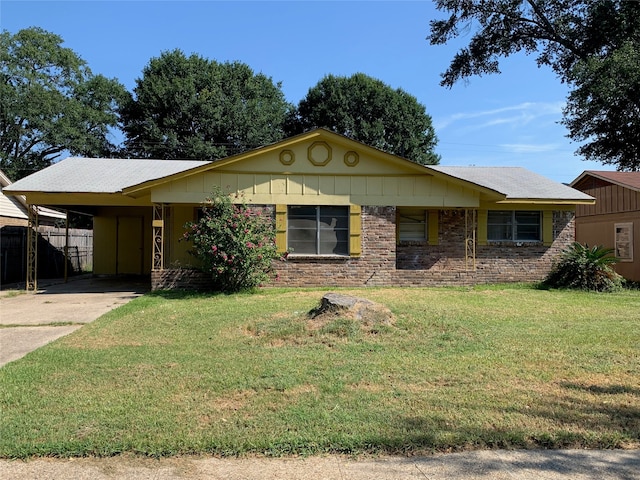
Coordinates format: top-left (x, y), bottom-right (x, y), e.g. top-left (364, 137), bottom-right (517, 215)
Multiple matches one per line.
top-left (210, 390), bottom-right (257, 412)
top-left (346, 381), bottom-right (385, 393)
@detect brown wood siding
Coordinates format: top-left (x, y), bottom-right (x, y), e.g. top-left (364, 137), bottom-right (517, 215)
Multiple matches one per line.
top-left (575, 212), bottom-right (640, 281)
top-left (575, 184), bottom-right (640, 217)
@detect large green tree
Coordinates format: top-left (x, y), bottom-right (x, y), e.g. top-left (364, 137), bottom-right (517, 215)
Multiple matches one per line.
top-left (120, 50), bottom-right (291, 160)
top-left (287, 73), bottom-right (440, 165)
top-left (562, 39), bottom-right (640, 170)
top-left (0, 27), bottom-right (127, 180)
top-left (428, 0), bottom-right (640, 171)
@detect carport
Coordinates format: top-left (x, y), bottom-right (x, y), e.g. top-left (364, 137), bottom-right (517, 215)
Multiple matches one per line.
top-left (3, 158), bottom-right (209, 290)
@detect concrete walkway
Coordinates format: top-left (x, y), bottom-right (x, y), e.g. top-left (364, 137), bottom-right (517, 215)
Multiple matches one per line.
top-left (1, 449), bottom-right (639, 479)
top-left (0, 276), bottom-right (148, 367)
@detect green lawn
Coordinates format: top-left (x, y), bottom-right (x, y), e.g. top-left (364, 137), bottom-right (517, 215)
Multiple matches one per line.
top-left (1, 285), bottom-right (639, 458)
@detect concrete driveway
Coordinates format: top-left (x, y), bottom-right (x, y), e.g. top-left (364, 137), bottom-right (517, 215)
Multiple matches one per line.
top-left (0, 276), bottom-right (148, 367)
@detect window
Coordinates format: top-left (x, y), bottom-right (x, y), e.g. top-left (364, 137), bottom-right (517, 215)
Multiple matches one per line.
top-left (398, 209), bottom-right (427, 241)
top-left (487, 211), bottom-right (541, 241)
top-left (615, 223), bottom-right (633, 262)
top-left (287, 206), bottom-right (349, 255)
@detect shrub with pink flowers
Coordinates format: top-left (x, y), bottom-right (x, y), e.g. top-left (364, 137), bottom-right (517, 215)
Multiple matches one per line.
top-left (182, 188), bottom-right (283, 292)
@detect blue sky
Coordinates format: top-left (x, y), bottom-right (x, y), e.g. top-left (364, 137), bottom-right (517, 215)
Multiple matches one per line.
top-left (1, 0), bottom-right (606, 183)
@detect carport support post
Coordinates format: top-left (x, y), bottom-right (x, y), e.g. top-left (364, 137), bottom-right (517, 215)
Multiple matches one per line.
top-left (26, 206), bottom-right (38, 292)
top-left (152, 204), bottom-right (165, 271)
top-left (465, 209), bottom-right (477, 271)
top-left (64, 210), bottom-right (69, 283)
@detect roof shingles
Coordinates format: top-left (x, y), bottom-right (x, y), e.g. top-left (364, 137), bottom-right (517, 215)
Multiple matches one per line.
top-left (4, 158), bottom-right (211, 194)
top-left (431, 166), bottom-right (594, 201)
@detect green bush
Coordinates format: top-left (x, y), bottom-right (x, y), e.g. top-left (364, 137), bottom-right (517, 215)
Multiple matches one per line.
top-left (544, 242), bottom-right (623, 292)
top-left (182, 188), bottom-right (284, 292)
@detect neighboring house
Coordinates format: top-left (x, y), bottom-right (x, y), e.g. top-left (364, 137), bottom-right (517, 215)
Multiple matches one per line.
top-left (570, 171), bottom-right (640, 282)
top-left (4, 129), bottom-right (594, 290)
top-left (1, 170), bottom-right (67, 227)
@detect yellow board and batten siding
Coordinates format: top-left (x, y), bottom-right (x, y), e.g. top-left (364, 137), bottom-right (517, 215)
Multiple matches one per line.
top-left (150, 141), bottom-right (481, 208)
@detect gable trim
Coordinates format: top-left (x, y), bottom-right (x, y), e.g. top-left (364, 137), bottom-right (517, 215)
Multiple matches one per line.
top-left (571, 170), bottom-right (640, 193)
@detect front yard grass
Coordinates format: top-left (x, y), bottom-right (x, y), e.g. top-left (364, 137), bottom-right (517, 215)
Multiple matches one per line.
top-left (1, 285), bottom-right (638, 458)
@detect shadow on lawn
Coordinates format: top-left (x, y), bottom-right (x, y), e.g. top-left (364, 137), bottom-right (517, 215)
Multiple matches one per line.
top-left (537, 382), bottom-right (638, 446)
top-left (396, 382), bottom-right (639, 451)
top-left (147, 289), bottom-right (225, 300)
top-left (561, 382), bottom-right (640, 396)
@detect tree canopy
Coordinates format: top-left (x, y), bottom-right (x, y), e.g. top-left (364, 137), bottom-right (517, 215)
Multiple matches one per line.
top-left (120, 50), bottom-right (292, 160)
top-left (287, 73), bottom-right (440, 165)
top-left (0, 27), bottom-right (127, 180)
top-left (562, 40), bottom-right (640, 170)
top-left (428, 0), bottom-right (640, 171)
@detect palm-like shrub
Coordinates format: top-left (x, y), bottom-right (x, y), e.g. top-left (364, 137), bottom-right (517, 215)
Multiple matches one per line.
top-left (544, 242), bottom-right (623, 292)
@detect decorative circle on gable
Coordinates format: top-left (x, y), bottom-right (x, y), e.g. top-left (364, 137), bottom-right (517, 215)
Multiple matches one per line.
top-left (279, 149), bottom-right (295, 165)
top-left (344, 150), bottom-right (359, 167)
top-left (308, 141), bottom-right (332, 166)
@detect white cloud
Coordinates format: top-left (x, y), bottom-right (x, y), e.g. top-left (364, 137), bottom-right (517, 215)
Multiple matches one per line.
top-left (435, 101), bottom-right (565, 131)
top-left (499, 143), bottom-right (560, 154)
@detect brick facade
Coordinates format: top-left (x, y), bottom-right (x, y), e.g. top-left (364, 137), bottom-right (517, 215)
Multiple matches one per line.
top-left (274, 206), bottom-right (397, 287)
top-left (152, 206), bottom-right (576, 290)
top-left (151, 268), bottom-right (213, 291)
top-left (276, 206), bottom-right (575, 287)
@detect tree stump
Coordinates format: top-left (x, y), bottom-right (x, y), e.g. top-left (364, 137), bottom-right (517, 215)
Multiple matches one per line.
top-left (308, 293), bottom-right (395, 330)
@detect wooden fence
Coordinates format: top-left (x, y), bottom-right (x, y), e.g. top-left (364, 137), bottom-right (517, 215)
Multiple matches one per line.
top-left (0, 225), bottom-right (93, 285)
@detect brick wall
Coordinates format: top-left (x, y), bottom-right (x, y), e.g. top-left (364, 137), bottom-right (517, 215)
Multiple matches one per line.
top-left (151, 206), bottom-right (576, 290)
top-left (151, 268), bottom-right (212, 291)
top-left (394, 209), bottom-right (575, 285)
top-left (273, 206), bottom-right (396, 287)
top-left (276, 207), bottom-right (574, 288)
